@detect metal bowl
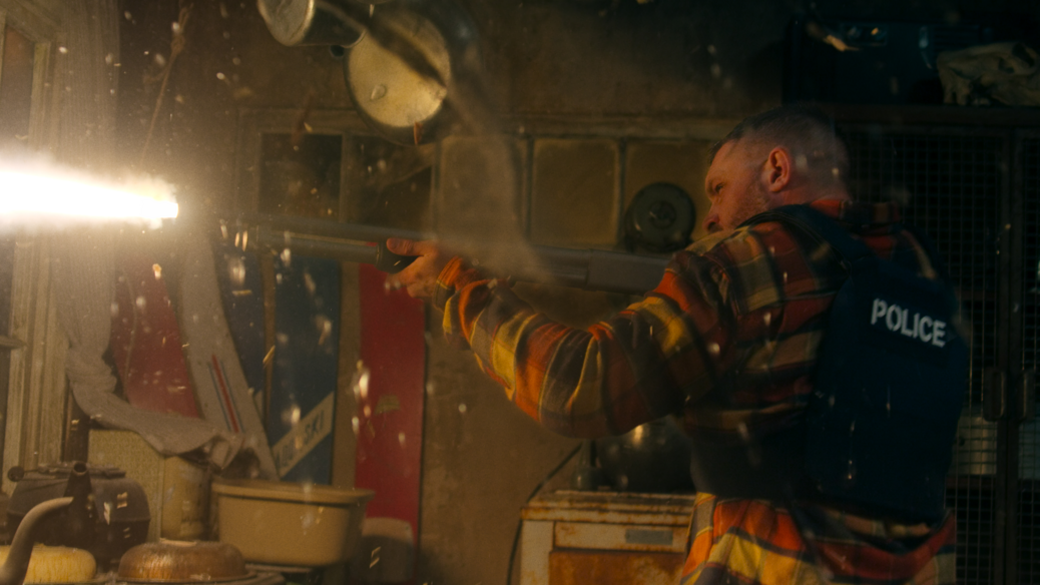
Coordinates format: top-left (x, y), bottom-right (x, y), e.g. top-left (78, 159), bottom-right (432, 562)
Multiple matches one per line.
top-left (211, 480), bottom-right (374, 567)
top-left (116, 541), bottom-right (250, 583)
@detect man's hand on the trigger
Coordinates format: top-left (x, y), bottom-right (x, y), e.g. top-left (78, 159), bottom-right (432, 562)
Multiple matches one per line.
top-left (385, 238), bottom-right (452, 301)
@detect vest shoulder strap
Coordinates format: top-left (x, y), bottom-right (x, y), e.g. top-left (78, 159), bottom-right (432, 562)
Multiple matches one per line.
top-left (747, 204), bottom-right (873, 266)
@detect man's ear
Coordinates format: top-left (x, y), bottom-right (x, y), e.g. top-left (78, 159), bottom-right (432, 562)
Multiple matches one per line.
top-left (763, 147), bottom-right (792, 193)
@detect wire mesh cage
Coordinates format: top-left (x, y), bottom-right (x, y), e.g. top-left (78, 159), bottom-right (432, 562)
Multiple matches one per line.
top-left (1018, 135), bottom-right (1040, 584)
top-left (842, 127), bottom-right (1003, 585)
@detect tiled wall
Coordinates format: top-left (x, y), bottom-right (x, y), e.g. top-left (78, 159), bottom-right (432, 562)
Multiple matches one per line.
top-left (438, 134), bottom-right (715, 252)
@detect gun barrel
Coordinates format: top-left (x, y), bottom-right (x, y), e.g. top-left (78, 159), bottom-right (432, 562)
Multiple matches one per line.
top-left (230, 213), bottom-right (669, 295)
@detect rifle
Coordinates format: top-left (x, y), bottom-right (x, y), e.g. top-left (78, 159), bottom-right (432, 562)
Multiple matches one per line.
top-left (225, 213), bottom-right (669, 296)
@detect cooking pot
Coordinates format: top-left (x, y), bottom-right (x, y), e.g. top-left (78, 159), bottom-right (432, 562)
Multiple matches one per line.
top-left (7, 463), bottom-right (149, 569)
top-left (116, 541), bottom-right (249, 583)
top-left (594, 417), bottom-right (696, 493)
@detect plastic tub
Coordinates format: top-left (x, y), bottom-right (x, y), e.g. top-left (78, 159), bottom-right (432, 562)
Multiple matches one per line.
top-left (211, 479), bottom-right (374, 567)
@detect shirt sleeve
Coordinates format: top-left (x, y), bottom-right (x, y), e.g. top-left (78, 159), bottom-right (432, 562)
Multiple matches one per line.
top-left (433, 249), bottom-right (739, 439)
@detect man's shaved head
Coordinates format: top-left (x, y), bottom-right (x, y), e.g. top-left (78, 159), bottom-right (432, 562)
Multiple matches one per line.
top-left (709, 104), bottom-right (850, 191)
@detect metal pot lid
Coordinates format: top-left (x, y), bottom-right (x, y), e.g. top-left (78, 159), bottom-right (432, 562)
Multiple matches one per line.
top-left (342, 1), bottom-right (479, 145)
top-left (349, 13), bottom-right (449, 124)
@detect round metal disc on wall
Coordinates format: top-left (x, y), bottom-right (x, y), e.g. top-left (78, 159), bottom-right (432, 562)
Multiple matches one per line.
top-left (624, 182), bottom-right (696, 253)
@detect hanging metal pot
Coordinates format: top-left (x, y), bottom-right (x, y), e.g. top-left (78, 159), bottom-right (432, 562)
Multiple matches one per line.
top-left (257, 0), bottom-right (480, 145)
top-left (257, 0), bottom-right (370, 47)
top-left (342, 1), bottom-right (480, 145)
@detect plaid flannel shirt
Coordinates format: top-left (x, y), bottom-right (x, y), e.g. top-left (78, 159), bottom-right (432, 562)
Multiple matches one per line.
top-left (434, 199), bottom-right (957, 584)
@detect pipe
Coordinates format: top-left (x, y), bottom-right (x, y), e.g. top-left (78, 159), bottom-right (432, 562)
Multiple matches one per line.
top-left (0, 498), bottom-right (72, 585)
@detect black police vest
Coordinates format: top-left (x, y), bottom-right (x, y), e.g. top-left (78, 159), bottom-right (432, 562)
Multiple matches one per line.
top-left (687, 204), bottom-right (968, 523)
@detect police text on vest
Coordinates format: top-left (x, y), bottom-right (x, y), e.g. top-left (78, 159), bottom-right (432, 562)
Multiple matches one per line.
top-left (870, 298), bottom-right (946, 347)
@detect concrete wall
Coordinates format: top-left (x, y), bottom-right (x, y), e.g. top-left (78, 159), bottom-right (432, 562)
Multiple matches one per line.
top-left (111, 0), bottom-right (1038, 583)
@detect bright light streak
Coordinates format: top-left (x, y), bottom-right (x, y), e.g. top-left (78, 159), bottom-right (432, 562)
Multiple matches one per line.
top-left (0, 169), bottom-right (178, 223)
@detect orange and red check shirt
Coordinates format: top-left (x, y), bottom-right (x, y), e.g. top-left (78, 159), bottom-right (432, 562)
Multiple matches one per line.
top-left (433, 199), bottom-right (957, 585)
